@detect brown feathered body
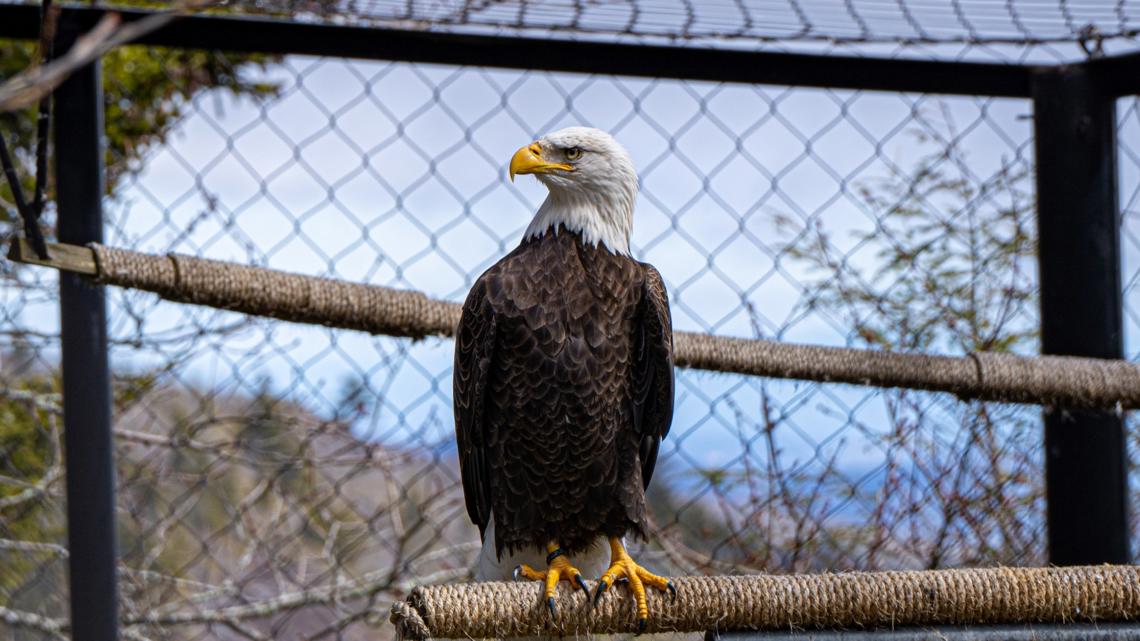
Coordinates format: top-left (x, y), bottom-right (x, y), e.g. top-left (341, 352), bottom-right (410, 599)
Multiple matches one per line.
top-left (454, 226), bottom-right (674, 559)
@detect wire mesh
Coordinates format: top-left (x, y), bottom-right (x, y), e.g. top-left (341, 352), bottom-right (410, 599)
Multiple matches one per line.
top-left (66, 0), bottom-right (1140, 62)
top-left (1118, 95), bottom-right (1140, 547)
top-left (0, 18), bottom-right (1136, 641)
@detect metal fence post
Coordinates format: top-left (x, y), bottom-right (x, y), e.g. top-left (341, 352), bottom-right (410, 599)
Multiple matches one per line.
top-left (1033, 64), bottom-right (1130, 564)
top-left (53, 16), bottom-right (120, 641)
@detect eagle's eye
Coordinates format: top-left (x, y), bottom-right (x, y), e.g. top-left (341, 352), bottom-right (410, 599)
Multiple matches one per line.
top-left (564, 147), bottom-right (582, 161)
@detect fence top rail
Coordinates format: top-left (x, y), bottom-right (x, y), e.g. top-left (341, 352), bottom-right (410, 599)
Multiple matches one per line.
top-left (8, 0), bottom-right (1140, 57)
top-left (0, 3), bottom-right (1043, 97)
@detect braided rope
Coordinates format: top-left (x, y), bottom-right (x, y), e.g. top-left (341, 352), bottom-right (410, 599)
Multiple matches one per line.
top-left (389, 566), bottom-right (1140, 640)
top-left (91, 243), bottom-right (458, 339)
top-left (87, 243), bottom-right (1140, 409)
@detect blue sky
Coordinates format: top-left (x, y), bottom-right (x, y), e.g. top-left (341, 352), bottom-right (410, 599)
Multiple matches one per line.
top-left (9, 51), bottom-right (1140, 513)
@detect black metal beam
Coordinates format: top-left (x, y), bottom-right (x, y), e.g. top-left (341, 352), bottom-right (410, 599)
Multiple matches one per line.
top-left (0, 4), bottom-right (1036, 96)
top-left (1032, 65), bottom-right (1129, 564)
top-left (53, 14), bottom-right (121, 641)
top-left (1086, 51), bottom-right (1140, 97)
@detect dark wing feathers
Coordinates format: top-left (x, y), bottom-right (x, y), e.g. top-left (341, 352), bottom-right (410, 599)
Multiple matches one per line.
top-left (453, 281), bottom-right (496, 537)
top-left (633, 264), bottom-right (674, 488)
top-left (454, 236), bottom-right (675, 551)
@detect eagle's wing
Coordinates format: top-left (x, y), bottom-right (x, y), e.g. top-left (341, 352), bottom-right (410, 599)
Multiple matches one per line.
top-left (633, 265), bottom-right (674, 489)
top-left (454, 279), bottom-right (496, 538)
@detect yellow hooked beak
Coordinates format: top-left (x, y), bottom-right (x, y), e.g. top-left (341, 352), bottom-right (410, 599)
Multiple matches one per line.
top-left (509, 142), bottom-right (574, 182)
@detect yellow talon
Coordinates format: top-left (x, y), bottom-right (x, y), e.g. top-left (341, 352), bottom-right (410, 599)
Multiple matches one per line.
top-left (593, 537), bottom-right (677, 633)
top-left (513, 542), bottom-right (591, 619)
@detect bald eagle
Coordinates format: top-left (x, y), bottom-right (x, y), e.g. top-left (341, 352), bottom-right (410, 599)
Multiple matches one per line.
top-left (454, 127), bottom-right (676, 629)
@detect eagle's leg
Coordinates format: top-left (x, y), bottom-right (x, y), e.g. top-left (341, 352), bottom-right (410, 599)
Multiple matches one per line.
top-left (513, 542), bottom-right (591, 618)
top-left (593, 537), bottom-right (677, 633)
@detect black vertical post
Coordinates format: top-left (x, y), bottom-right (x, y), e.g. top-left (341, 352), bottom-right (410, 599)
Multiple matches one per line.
top-left (54, 17), bottom-right (120, 641)
top-left (1033, 64), bottom-right (1129, 565)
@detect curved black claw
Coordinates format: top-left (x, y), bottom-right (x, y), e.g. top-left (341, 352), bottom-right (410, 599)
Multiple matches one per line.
top-left (593, 579), bottom-right (609, 606)
top-left (667, 580), bottom-right (678, 602)
top-left (547, 596), bottom-right (557, 619)
top-left (574, 574), bottom-right (590, 599)
top-left (636, 618), bottom-right (648, 635)
top-left (512, 565), bottom-right (522, 582)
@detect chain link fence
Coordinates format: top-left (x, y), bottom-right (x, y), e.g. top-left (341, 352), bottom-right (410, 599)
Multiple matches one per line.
top-left (3, 3), bottom-right (1140, 640)
top-left (68, 0), bottom-right (1140, 58)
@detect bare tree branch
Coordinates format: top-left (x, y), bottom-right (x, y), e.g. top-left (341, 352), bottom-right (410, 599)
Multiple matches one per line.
top-left (0, 12), bottom-right (120, 113)
top-left (0, 2), bottom-right (218, 113)
top-left (0, 130), bottom-right (32, 222)
top-left (0, 606), bottom-right (158, 641)
top-left (23, 0), bottom-right (59, 258)
top-left (121, 565), bottom-right (468, 627)
top-left (0, 538), bottom-right (68, 556)
top-left (0, 605), bottom-right (67, 640)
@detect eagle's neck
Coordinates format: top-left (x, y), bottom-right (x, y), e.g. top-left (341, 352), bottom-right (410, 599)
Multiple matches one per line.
top-left (524, 187), bottom-right (634, 255)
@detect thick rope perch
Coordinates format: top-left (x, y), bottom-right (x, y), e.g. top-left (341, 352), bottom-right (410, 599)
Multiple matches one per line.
top-left (10, 239), bottom-right (1140, 409)
top-left (389, 566), bottom-right (1140, 640)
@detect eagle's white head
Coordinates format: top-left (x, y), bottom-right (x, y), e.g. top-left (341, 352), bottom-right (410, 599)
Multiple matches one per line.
top-left (509, 126), bottom-right (637, 255)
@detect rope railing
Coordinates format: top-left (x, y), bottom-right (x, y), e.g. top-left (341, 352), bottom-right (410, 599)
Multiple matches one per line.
top-left (388, 566), bottom-right (1140, 640)
top-left (9, 238), bottom-right (1140, 410)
